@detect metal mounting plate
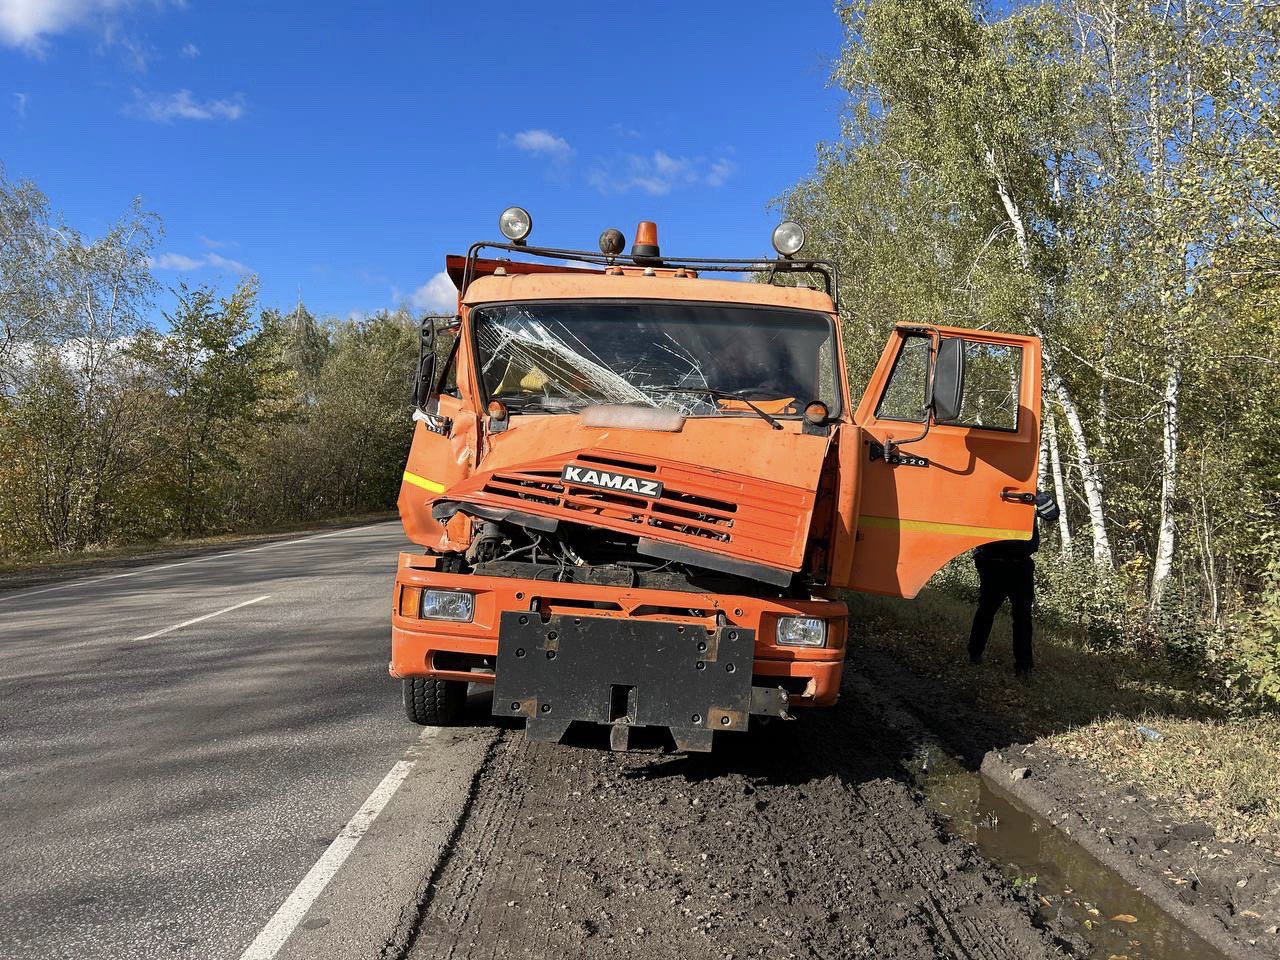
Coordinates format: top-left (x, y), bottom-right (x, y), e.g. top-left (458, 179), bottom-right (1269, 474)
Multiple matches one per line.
top-left (493, 612), bottom-right (755, 751)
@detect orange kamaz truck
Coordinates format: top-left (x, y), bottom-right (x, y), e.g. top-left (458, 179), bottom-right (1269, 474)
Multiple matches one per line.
top-left (390, 210), bottom-right (1041, 751)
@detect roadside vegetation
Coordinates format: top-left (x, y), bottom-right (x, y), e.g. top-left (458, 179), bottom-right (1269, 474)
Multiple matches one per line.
top-left (789, 0), bottom-right (1280, 846)
top-left (0, 167), bottom-right (416, 562)
top-left (783, 0), bottom-right (1280, 710)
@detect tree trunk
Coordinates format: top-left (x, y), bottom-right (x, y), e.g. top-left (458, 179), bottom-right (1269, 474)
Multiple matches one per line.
top-left (984, 144), bottom-right (1112, 566)
top-left (1037, 406), bottom-right (1050, 491)
top-left (1046, 402), bottom-right (1073, 555)
top-left (1050, 366), bottom-right (1112, 566)
top-left (1151, 357), bottom-right (1180, 606)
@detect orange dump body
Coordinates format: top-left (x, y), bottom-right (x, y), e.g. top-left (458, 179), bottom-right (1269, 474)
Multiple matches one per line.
top-left (392, 243), bottom-right (1041, 749)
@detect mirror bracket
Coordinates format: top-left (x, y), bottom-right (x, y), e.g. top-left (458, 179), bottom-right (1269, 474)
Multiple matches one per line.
top-left (870, 441), bottom-right (929, 468)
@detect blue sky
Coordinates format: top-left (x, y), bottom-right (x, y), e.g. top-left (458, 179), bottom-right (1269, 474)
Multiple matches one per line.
top-left (1, 1), bottom-right (847, 320)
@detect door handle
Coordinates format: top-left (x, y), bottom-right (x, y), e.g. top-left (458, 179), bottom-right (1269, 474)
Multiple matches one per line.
top-left (1001, 490), bottom-right (1036, 504)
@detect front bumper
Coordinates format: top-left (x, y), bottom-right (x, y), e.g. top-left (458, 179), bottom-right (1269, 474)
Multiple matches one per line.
top-left (390, 553), bottom-right (847, 708)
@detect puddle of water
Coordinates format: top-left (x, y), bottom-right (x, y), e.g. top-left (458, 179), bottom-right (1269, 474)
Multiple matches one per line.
top-left (909, 743), bottom-right (1232, 960)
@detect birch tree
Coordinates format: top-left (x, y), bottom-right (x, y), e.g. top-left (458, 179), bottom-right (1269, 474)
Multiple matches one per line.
top-left (803, 0), bottom-right (1116, 563)
top-left (788, 0), bottom-right (1280, 615)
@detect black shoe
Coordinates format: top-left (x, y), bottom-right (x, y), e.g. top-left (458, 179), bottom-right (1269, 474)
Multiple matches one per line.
top-left (1014, 665), bottom-right (1033, 682)
top-left (968, 652), bottom-right (983, 666)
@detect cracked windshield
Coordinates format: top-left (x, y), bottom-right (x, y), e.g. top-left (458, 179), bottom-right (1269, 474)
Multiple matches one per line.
top-left (474, 300), bottom-right (837, 416)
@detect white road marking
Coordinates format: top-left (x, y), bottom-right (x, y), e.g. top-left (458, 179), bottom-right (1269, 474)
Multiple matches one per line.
top-left (0, 521), bottom-right (397, 606)
top-left (238, 728), bottom-right (440, 960)
top-left (129, 594), bottom-right (272, 643)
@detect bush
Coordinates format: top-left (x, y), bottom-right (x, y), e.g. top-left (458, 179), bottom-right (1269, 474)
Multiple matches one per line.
top-left (1151, 580), bottom-right (1213, 671)
top-left (1231, 564), bottom-right (1280, 708)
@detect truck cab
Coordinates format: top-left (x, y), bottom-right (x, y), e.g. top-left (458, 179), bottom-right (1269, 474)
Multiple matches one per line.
top-left (391, 212), bottom-right (1042, 751)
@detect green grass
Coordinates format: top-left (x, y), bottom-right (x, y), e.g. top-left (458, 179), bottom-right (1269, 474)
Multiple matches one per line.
top-left (848, 587), bottom-right (1280, 847)
top-left (1052, 716), bottom-right (1280, 846)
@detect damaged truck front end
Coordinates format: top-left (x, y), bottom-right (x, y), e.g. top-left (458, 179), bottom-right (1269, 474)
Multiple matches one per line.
top-left (392, 560), bottom-right (847, 752)
top-left (391, 213), bottom-right (1044, 751)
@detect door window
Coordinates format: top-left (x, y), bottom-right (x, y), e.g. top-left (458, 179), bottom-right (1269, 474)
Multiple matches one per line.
top-left (435, 324), bottom-right (460, 397)
top-left (873, 335), bottom-right (1023, 431)
top-left (952, 342), bottom-right (1021, 431)
top-left (874, 335), bottom-right (931, 423)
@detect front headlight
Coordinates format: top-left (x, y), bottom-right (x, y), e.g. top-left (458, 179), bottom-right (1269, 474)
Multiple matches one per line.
top-left (776, 616), bottom-right (826, 647)
top-left (420, 589), bottom-right (474, 622)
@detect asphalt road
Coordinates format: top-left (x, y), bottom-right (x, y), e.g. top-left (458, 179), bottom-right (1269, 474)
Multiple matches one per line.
top-left (0, 521), bottom-right (457, 960)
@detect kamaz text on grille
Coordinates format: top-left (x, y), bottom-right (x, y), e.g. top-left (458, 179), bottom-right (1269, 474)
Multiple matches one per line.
top-left (561, 465), bottom-right (664, 498)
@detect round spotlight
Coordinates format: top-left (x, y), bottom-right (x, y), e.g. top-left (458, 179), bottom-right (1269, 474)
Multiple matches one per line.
top-left (599, 227), bottom-right (625, 257)
top-left (771, 221), bottom-right (806, 258)
top-left (487, 399), bottom-right (509, 420)
top-left (498, 206), bottom-right (533, 243)
top-left (803, 400), bottom-right (830, 425)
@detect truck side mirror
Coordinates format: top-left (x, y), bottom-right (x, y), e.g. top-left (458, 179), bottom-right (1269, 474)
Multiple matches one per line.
top-left (929, 337), bottom-right (965, 423)
top-left (414, 316), bottom-right (457, 411)
top-left (413, 318), bottom-right (436, 409)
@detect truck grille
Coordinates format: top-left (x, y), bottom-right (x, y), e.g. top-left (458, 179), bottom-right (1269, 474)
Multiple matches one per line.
top-left (455, 451), bottom-right (812, 572)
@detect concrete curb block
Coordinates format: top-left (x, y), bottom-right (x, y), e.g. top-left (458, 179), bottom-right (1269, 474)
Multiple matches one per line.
top-left (981, 749), bottom-right (1266, 960)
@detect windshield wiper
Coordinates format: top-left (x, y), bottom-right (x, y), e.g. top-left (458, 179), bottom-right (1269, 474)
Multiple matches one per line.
top-left (496, 394), bottom-right (576, 414)
top-left (647, 385), bottom-right (784, 430)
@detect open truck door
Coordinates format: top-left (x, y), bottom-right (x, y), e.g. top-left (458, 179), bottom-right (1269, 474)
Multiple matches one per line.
top-left (845, 325), bottom-right (1042, 598)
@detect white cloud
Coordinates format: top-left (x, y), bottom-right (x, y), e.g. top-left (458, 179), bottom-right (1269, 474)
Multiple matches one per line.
top-left (149, 251), bottom-right (249, 274)
top-left (510, 128), bottom-right (572, 158)
top-left (199, 234), bottom-right (230, 249)
top-left (107, 28), bottom-right (150, 72)
top-left (179, 41), bottom-right (198, 58)
top-left (205, 252), bottom-right (249, 273)
top-left (408, 271), bottom-right (457, 312)
top-left (150, 252), bottom-right (203, 270)
top-left (706, 158), bottom-right (736, 188)
top-left (12, 92), bottom-right (26, 119)
top-left (590, 151), bottom-right (736, 196)
top-left (127, 88), bottom-right (245, 122)
top-left (0, 0), bottom-right (177, 53)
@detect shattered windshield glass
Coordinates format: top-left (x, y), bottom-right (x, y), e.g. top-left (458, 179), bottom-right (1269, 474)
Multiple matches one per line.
top-left (472, 300), bottom-right (839, 417)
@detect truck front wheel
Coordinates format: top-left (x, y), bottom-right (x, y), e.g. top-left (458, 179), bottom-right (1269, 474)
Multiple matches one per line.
top-left (402, 677), bottom-right (466, 725)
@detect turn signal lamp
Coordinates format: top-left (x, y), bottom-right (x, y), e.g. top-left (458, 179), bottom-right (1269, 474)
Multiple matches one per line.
top-left (772, 220), bottom-right (806, 258)
top-left (487, 399), bottom-right (509, 420)
top-left (804, 400), bottom-right (830, 425)
top-left (499, 206), bottom-right (533, 244)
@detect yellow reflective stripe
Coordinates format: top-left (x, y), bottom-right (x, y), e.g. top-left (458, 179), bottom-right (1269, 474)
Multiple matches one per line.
top-left (858, 515), bottom-right (1032, 541)
top-left (402, 470), bottom-right (446, 494)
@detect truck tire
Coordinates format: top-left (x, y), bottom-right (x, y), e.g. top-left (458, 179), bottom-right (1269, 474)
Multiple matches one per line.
top-left (402, 677), bottom-right (466, 725)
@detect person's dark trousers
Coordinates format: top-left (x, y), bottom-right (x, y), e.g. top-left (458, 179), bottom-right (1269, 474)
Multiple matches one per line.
top-left (968, 556), bottom-right (1035, 672)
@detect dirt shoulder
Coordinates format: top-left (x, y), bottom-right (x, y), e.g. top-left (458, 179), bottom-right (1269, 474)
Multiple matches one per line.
top-left (405, 689), bottom-right (1084, 960)
top-left (846, 589), bottom-right (1280, 958)
top-left (0, 511), bottom-right (398, 594)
